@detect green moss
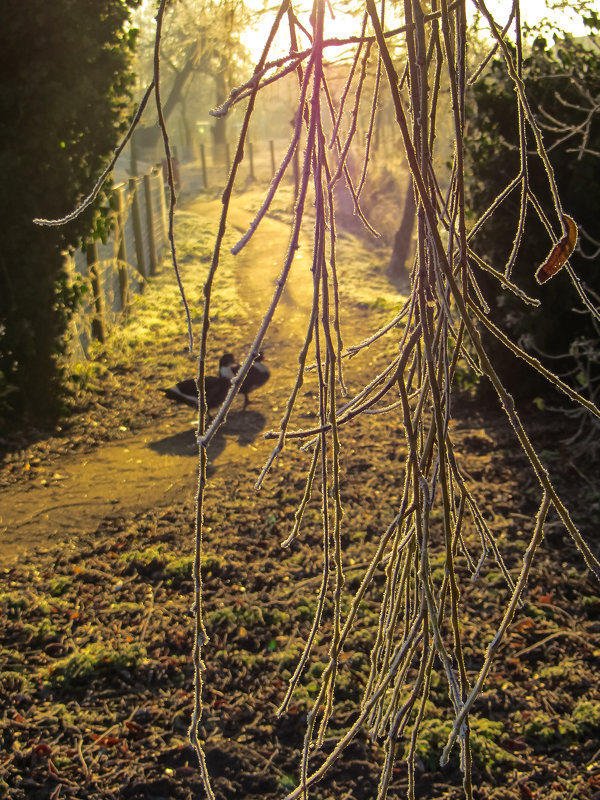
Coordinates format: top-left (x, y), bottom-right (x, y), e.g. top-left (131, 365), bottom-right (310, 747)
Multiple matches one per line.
top-left (44, 642), bottom-right (147, 688)
top-left (164, 555), bottom-right (194, 583)
top-left (0, 648), bottom-right (25, 669)
top-left (537, 658), bottom-right (584, 686)
top-left (572, 699), bottom-right (600, 729)
top-left (517, 710), bottom-right (578, 743)
top-left (483, 570), bottom-right (503, 587)
top-left (37, 596), bottom-right (70, 615)
top-left (242, 605), bottom-right (265, 626)
top-left (118, 546), bottom-right (166, 572)
top-left (164, 553), bottom-right (225, 585)
top-left (52, 703), bottom-right (76, 727)
top-left (349, 651), bottom-right (368, 670)
top-left (0, 592), bottom-right (30, 614)
top-left (206, 603), bottom-right (290, 630)
top-left (296, 598), bottom-right (318, 621)
top-left (371, 296), bottom-right (399, 311)
top-left (108, 601), bottom-right (145, 615)
top-left (271, 643), bottom-right (303, 669)
top-left (0, 670), bottom-right (32, 693)
top-left (431, 567), bottom-right (446, 585)
top-left (278, 774), bottom-right (296, 791)
top-left (22, 618), bottom-right (58, 643)
top-left (527, 605), bottom-right (549, 618)
top-left (52, 756), bottom-right (73, 769)
top-left (206, 607), bottom-right (236, 627)
top-left (222, 649), bottom-right (265, 669)
top-left (263, 608), bottom-right (290, 626)
top-left (119, 548), bottom-right (226, 585)
top-left (415, 710), bottom-right (515, 772)
top-left (581, 595), bottom-right (600, 607)
top-left (48, 576), bottom-right (72, 597)
top-left (309, 661), bottom-right (326, 679)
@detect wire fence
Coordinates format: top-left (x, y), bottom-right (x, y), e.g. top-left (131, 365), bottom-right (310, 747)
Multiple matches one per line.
top-left (170, 137), bottom-right (297, 195)
top-left (65, 167), bottom-right (168, 360)
top-left (174, 131), bottom-right (405, 195)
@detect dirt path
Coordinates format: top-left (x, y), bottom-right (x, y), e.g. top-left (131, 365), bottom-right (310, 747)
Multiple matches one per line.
top-left (184, 194), bottom-right (323, 365)
top-left (1, 410), bottom-right (272, 565)
top-left (0, 191), bottom-right (395, 565)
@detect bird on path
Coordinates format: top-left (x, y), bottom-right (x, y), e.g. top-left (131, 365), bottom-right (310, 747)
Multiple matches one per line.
top-left (163, 353), bottom-right (236, 412)
top-left (233, 351), bottom-right (270, 409)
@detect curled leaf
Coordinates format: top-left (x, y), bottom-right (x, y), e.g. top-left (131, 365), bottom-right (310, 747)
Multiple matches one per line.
top-left (535, 214), bottom-right (578, 284)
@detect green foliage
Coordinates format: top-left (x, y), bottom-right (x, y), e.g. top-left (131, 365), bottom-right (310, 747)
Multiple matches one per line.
top-left (0, 0), bottom-right (140, 428)
top-left (465, 30), bottom-right (600, 401)
top-left (132, 0), bottom-right (251, 150)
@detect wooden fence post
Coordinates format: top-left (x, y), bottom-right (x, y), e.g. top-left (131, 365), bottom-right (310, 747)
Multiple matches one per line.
top-left (130, 130), bottom-right (139, 177)
top-left (200, 143), bottom-right (208, 188)
top-left (270, 140), bottom-right (276, 177)
top-left (155, 169), bottom-right (168, 251)
top-left (86, 243), bottom-right (106, 343)
top-left (248, 142), bottom-right (255, 181)
top-left (129, 177), bottom-right (147, 279)
top-left (143, 173), bottom-right (158, 276)
top-left (293, 146), bottom-right (299, 203)
top-left (116, 187), bottom-right (129, 310)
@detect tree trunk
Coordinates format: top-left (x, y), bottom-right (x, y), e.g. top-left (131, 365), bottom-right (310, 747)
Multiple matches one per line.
top-left (211, 68), bottom-right (228, 146)
top-left (136, 43), bottom-right (199, 154)
top-left (389, 172), bottom-right (416, 280)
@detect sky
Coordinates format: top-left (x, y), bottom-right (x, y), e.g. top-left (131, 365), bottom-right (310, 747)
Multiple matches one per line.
top-left (242, 1), bottom-right (591, 62)
top-left (470, 0), bottom-right (590, 37)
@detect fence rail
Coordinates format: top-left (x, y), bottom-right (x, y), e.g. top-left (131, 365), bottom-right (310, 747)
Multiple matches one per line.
top-left (65, 167), bottom-right (168, 361)
top-left (170, 131), bottom-right (406, 195)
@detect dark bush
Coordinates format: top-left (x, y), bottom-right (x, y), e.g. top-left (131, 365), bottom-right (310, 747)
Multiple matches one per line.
top-left (465, 27), bottom-right (600, 403)
top-left (0, 0), bottom-right (140, 429)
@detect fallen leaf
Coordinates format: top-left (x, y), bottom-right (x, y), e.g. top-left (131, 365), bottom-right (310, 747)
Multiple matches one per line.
top-left (513, 618), bottom-right (535, 633)
top-left (32, 743), bottom-right (53, 758)
top-left (501, 737), bottom-right (528, 752)
top-left (176, 766), bottom-right (198, 777)
top-left (535, 214), bottom-right (578, 284)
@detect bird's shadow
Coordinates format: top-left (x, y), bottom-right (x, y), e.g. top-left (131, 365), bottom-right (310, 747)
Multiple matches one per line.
top-left (147, 410), bottom-right (267, 467)
top-left (222, 409), bottom-right (267, 445)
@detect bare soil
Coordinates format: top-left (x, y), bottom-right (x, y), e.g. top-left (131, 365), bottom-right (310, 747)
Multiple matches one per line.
top-left (1, 187), bottom-right (599, 800)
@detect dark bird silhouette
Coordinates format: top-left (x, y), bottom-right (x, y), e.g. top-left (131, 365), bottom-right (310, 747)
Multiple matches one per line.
top-left (163, 353), bottom-right (236, 412)
top-left (234, 352), bottom-right (270, 409)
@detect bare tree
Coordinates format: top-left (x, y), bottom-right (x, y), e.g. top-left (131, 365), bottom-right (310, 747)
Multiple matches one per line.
top-left (133, 0), bottom-right (251, 153)
top-left (35, 1), bottom-right (600, 798)
top-left (389, 172), bottom-right (416, 280)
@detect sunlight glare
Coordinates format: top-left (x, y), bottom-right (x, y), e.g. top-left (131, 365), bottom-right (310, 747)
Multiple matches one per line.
top-left (472, 0), bottom-right (590, 39)
top-left (241, 1), bottom-right (591, 67)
